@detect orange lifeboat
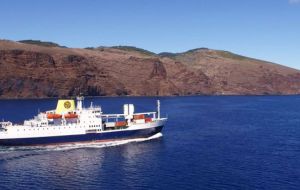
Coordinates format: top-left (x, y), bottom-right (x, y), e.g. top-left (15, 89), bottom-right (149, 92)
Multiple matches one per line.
top-left (47, 113), bottom-right (62, 119)
top-left (133, 114), bottom-right (145, 120)
top-left (64, 113), bottom-right (78, 119)
top-left (115, 121), bottom-right (127, 127)
top-left (145, 118), bottom-right (152, 123)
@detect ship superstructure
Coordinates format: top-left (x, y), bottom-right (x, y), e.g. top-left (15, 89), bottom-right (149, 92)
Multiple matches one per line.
top-left (0, 97), bottom-right (167, 146)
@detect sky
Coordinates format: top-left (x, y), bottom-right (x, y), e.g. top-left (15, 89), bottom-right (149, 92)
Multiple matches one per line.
top-left (0, 0), bottom-right (300, 69)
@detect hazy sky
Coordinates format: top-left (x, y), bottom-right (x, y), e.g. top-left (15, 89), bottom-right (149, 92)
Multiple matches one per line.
top-left (0, 0), bottom-right (299, 69)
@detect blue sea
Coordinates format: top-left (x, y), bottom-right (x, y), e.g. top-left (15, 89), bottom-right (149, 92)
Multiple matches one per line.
top-left (0, 96), bottom-right (300, 190)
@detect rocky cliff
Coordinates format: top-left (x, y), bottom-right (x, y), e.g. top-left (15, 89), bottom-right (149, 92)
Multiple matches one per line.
top-left (0, 40), bottom-right (300, 98)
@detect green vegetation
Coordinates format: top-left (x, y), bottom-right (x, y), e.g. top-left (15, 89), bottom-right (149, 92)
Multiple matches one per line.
top-left (84, 47), bottom-right (95, 50)
top-left (111, 46), bottom-right (156, 56)
top-left (159, 48), bottom-right (253, 62)
top-left (159, 48), bottom-right (209, 58)
top-left (18, 40), bottom-right (67, 48)
top-left (160, 48), bottom-right (209, 57)
top-left (158, 52), bottom-right (178, 57)
top-left (216, 51), bottom-right (250, 61)
top-left (184, 48), bottom-right (209, 54)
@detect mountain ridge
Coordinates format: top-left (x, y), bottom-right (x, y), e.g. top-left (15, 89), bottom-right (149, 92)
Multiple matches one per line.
top-left (0, 39), bottom-right (300, 98)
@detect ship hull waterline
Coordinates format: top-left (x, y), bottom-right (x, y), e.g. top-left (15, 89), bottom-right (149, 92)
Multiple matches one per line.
top-left (0, 126), bottom-right (163, 146)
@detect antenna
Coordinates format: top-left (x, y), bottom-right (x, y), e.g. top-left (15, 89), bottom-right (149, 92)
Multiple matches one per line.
top-left (157, 100), bottom-right (160, 119)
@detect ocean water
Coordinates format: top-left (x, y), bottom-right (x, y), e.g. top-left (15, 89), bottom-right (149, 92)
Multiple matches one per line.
top-left (0, 96), bottom-right (300, 190)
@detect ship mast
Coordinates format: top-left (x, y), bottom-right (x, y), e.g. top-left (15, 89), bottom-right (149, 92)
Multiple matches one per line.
top-left (77, 96), bottom-right (84, 110)
top-left (157, 100), bottom-right (160, 119)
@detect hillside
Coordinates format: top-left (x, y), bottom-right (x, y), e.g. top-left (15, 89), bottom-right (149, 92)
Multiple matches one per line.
top-left (18, 40), bottom-right (67, 48)
top-left (0, 40), bottom-right (300, 98)
top-left (160, 48), bottom-right (300, 95)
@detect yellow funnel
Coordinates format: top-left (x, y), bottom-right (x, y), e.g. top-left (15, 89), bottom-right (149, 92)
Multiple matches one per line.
top-left (55, 100), bottom-right (75, 114)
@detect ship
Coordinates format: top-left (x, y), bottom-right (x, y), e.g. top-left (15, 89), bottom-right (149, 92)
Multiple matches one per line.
top-left (0, 97), bottom-right (167, 146)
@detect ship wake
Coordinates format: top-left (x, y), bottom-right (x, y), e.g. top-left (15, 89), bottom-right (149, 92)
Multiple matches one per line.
top-left (48, 132), bottom-right (163, 151)
top-left (0, 133), bottom-right (163, 154)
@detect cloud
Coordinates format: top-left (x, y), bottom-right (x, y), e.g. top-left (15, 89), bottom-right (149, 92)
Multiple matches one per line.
top-left (289, 0), bottom-right (300, 4)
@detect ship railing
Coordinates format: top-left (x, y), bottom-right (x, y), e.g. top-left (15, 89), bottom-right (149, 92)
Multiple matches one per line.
top-left (0, 121), bottom-right (12, 128)
top-left (133, 112), bottom-right (156, 115)
top-left (101, 114), bottom-right (126, 125)
top-left (102, 112), bottom-right (156, 118)
top-left (101, 112), bottom-right (158, 124)
top-left (102, 114), bottom-right (125, 118)
top-left (85, 106), bottom-right (101, 110)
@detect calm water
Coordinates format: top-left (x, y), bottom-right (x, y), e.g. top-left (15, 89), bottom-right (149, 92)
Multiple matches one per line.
top-left (0, 96), bottom-right (300, 190)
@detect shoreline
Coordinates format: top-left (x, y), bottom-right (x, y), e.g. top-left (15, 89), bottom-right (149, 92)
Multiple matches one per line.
top-left (1, 94), bottom-right (300, 100)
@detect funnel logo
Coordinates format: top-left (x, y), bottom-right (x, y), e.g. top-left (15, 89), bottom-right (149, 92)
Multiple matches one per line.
top-left (64, 101), bottom-right (71, 109)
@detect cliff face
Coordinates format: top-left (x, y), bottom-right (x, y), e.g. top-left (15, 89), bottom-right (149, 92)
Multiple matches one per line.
top-left (163, 49), bottom-right (300, 95)
top-left (0, 40), bottom-right (300, 98)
